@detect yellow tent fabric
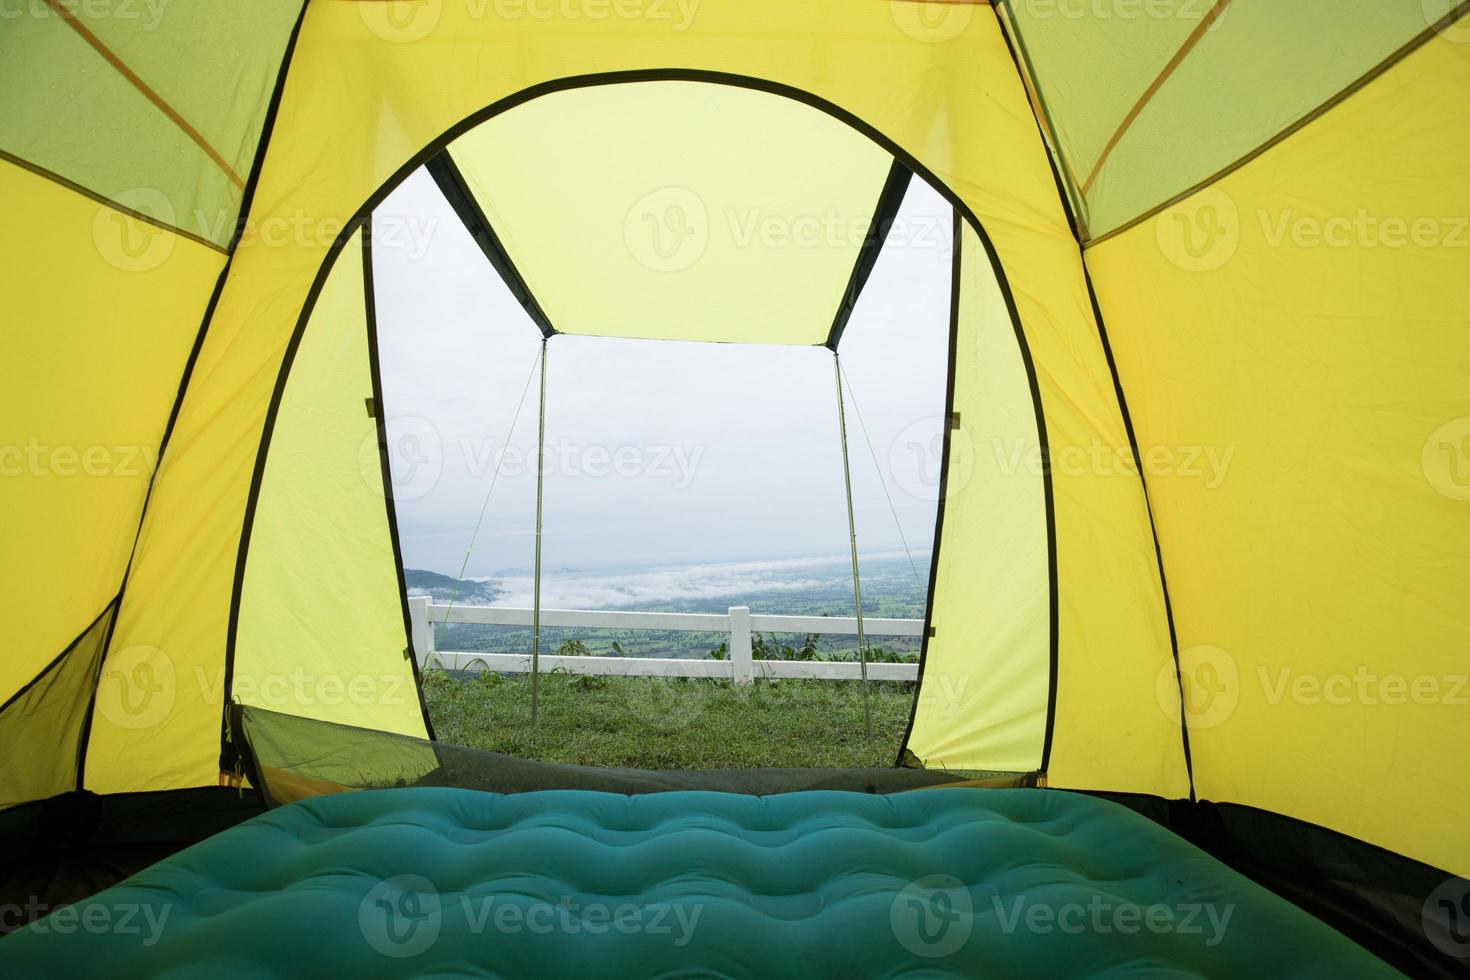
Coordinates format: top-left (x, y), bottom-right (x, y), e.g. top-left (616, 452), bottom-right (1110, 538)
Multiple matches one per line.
top-left (0, 157), bottom-right (223, 703)
top-left (0, 0), bottom-right (1464, 911)
top-left (234, 226), bottom-right (428, 740)
top-left (448, 81), bottom-right (895, 345)
top-left (1085, 33), bottom-right (1470, 876)
top-left (89, 0), bottom-right (1181, 801)
top-left (903, 219), bottom-right (1050, 772)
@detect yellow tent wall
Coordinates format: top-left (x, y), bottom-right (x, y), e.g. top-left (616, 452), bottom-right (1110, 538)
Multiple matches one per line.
top-left (84, 0), bottom-right (1184, 799)
top-left (0, 159), bottom-right (223, 704)
top-left (5, 0), bottom-right (1462, 897)
top-left (1085, 33), bottom-right (1470, 876)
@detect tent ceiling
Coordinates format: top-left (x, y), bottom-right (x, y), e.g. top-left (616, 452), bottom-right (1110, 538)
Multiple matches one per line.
top-left (1004, 0), bottom-right (1465, 240)
top-left (438, 80), bottom-right (899, 346)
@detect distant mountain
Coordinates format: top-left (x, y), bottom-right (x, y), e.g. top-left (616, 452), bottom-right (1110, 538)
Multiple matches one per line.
top-left (404, 568), bottom-right (502, 604)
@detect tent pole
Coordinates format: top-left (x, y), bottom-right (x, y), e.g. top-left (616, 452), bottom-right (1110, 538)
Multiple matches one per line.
top-left (832, 351), bottom-right (872, 738)
top-left (531, 337), bottom-right (548, 727)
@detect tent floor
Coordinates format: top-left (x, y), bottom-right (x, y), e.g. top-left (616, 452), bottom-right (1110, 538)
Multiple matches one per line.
top-left (232, 703), bottom-right (1023, 805)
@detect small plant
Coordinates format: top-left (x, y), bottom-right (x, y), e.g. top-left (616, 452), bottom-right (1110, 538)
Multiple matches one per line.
top-left (865, 646), bottom-right (920, 665)
top-left (556, 639), bottom-right (591, 657)
top-left (796, 632), bottom-right (821, 661)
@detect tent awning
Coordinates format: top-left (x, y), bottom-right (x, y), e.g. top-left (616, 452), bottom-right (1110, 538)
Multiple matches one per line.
top-left (434, 80), bottom-right (904, 346)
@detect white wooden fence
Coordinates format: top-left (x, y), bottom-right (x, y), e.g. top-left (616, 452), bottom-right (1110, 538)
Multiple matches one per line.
top-left (407, 597), bottom-right (922, 684)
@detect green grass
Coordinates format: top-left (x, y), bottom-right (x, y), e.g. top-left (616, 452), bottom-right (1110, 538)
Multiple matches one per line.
top-left (421, 670), bottom-right (914, 769)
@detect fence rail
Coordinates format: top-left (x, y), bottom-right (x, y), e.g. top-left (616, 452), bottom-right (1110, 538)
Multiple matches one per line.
top-left (407, 598), bottom-right (922, 684)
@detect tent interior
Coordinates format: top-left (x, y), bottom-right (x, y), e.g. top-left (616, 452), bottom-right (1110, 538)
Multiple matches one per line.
top-left (2, 1), bottom-right (1467, 975)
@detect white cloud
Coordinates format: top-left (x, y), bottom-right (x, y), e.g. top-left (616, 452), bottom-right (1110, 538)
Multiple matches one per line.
top-left (479, 552), bottom-right (923, 610)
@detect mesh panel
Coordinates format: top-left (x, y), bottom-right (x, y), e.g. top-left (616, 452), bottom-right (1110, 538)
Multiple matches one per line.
top-left (1003, 0), bottom-right (1466, 238)
top-left (0, 602), bottom-right (115, 809)
top-left (234, 705), bottom-right (1021, 808)
top-left (0, 0), bottom-right (302, 246)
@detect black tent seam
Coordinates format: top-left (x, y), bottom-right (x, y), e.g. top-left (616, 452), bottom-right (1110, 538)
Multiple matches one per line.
top-left (204, 0), bottom-right (313, 769)
top-left (988, 10), bottom-right (1071, 774)
top-left (893, 210), bottom-right (961, 764)
top-left (994, 10), bottom-right (1188, 785)
top-left (72, 595), bottom-right (123, 789)
top-left (47, 0), bottom-right (309, 781)
top-left (0, 148), bottom-right (226, 254)
top-left (1083, 0), bottom-right (1470, 249)
top-left (219, 68), bottom-right (1055, 774)
top-left (362, 218), bottom-right (439, 740)
top-left (209, 0), bottom-right (312, 769)
top-left (894, 212), bottom-right (1059, 772)
top-left (425, 151), bottom-right (557, 339)
top-left (227, 0), bottom-right (310, 253)
top-left (824, 160), bottom-right (912, 350)
top-left (219, 214), bottom-right (369, 768)
top-left (0, 597), bottom-right (116, 718)
top-left (1083, 268), bottom-right (1196, 800)
top-left (991, 0), bottom-right (1088, 239)
top-left (984, 220), bottom-right (1060, 775)
top-left (83, 254), bottom-right (230, 785)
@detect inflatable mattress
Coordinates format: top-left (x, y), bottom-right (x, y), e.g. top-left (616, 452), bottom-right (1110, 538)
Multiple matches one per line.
top-left (2, 787), bottom-right (1396, 978)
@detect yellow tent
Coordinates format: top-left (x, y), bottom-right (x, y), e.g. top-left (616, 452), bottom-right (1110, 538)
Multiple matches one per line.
top-left (2, 1), bottom-right (1466, 971)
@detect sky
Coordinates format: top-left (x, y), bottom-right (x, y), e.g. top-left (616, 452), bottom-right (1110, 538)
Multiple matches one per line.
top-left (370, 167), bottom-right (953, 580)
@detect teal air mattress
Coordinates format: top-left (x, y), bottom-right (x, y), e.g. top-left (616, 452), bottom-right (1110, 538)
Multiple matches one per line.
top-left (2, 787), bottom-right (1396, 978)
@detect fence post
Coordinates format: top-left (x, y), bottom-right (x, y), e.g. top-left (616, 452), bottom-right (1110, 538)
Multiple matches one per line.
top-left (729, 605), bottom-right (753, 685)
top-left (408, 596), bottom-right (433, 667)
